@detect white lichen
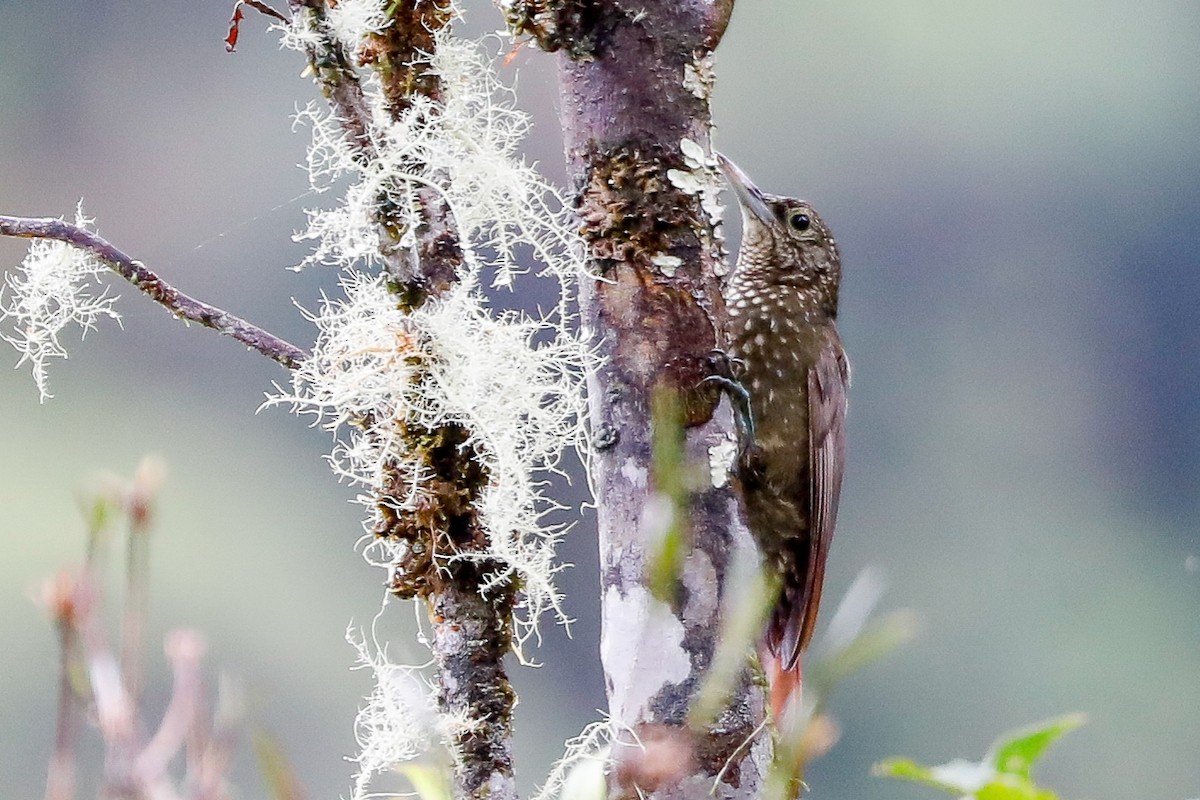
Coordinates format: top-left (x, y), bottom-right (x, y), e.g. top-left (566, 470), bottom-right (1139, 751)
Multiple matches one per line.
top-left (325, 0), bottom-right (389, 54)
top-left (0, 203), bottom-right (120, 401)
top-left (347, 615), bottom-right (473, 798)
top-left (671, 139), bottom-right (726, 230)
top-left (273, 268), bottom-right (588, 644)
top-left (289, 30), bottom-right (582, 290)
top-left (269, 7), bottom-right (593, 794)
top-left (708, 436), bottom-right (737, 487)
top-left (277, 5), bottom-right (592, 631)
top-left (682, 54), bottom-right (715, 101)
top-left (534, 720), bottom-right (616, 800)
top-left (276, 0), bottom-right (388, 56)
top-left (650, 252), bottom-right (682, 276)
top-left (668, 139), bottom-right (728, 270)
top-left (679, 137), bottom-right (707, 169)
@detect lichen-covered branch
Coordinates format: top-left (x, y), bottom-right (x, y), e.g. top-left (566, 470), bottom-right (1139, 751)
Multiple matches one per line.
top-left (512, 0), bottom-right (772, 796)
top-left (378, 413), bottom-right (517, 800)
top-left (283, 5), bottom-right (522, 798)
top-left (286, 0), bottom-right (464, 309)
top-left (286, 0), bottom-right (375, 156)
top-left (0, 214), bottom-right (307, 370)
top-left (430, 565), bottom-right (517, 800)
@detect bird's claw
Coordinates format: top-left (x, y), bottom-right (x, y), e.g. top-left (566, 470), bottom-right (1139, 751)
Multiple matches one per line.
top-left (702, 349), bottom-right (757, 458)
top-left (706, 348), bottom-right (746, 381)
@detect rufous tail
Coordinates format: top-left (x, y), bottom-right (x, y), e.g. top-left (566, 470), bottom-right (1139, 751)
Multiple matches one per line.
top-left (759, 643), bottom-right (803, 727)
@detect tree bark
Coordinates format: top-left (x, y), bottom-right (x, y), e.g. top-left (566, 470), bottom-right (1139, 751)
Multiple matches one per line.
top-left (514, 1), bottom-right (772, 796)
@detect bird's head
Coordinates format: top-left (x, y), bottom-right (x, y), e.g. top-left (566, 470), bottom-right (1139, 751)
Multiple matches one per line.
top-left (716, 152), bottom-right (841, 314)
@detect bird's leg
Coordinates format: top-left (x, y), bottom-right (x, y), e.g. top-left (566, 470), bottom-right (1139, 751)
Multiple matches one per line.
top-left (703, 349), bottom-right (757, 458)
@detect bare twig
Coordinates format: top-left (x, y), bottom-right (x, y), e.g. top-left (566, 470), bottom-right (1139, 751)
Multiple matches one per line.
top-left (119, 458), bottom-right (165, 730)
top-left (0, 214), bottom-right (308, 369)
top-left (46, 625), bottom-right (79, 800)
top-left (134, 632), bottom-right (206, 787)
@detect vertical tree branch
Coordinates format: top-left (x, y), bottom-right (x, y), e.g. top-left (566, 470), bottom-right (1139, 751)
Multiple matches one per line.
top-left (287, 4), bottom-right (515, 797)
top-left (512, 1), bottom-right (772, 796)
top-left (429, 565), bottom-right (517, 800)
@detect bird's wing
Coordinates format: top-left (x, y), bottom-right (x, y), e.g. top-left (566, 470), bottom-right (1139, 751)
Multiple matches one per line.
top-left (782, 335), bottom-right (850, 668)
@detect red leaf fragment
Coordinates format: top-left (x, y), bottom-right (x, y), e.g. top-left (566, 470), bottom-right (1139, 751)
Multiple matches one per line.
top-left (225, 7), bottom-right (244, 52)
top-left (225, 0), bottom-right (289, 53)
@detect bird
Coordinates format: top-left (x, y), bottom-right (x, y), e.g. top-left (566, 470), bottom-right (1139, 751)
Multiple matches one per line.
top-left (715, 152), bottom-right (850, 725)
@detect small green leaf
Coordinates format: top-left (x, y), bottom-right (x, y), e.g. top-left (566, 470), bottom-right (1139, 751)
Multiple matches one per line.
top-left (875, 714), bottom-right (1082, 799)
top-left (872, 758), bottom-right (969, 794)
top-left (397, 763), bottom-right (452, 800)
top-left (987, 714), bottom-right (1086, 780)
top-left (976, 774), bottom-right (1059, 800)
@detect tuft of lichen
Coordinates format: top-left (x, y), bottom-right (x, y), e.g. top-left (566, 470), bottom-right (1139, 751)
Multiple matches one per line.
top-left (0, 203), bottom-right (120, 401)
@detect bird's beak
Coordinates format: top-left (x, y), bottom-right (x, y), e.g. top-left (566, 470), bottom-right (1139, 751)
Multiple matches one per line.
top-left (715, 152), bottom-right (775, 227)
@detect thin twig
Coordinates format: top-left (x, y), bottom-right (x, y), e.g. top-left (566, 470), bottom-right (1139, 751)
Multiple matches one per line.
top-left (226, 1), bottom-right (290, 53)
top-left (120, 458), bottom-right (162, 725)
top-left (0, 214), bottom-right (308, 369)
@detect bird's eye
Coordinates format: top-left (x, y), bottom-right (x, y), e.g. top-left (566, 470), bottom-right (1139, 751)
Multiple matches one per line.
top-left (787, 211), bottom-right (811, 232)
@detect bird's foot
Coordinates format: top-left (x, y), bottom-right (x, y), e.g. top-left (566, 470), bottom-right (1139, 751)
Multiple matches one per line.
top-left (702, 349), bottom-right (757, 458)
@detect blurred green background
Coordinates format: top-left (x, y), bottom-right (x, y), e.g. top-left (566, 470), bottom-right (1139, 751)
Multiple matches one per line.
top-left (2, 2), bottom-right (1198, 798)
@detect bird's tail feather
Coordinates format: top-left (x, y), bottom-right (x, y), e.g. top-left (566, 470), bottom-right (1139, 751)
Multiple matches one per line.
top-left (759, 642), bottom-right (803, 726)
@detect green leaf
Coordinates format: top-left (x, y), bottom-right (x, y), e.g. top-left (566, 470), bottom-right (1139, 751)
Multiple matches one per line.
top-left (396, 763), bottom-right (452, 800)
top-left (874, 758), bottom-right (1061, 800)
top-left (986, 714), bottom-right (1087, 781)
top-left (872, 758), bottom-right (974, 794)
top-left (976, 774), bottom-right (1059, 800)
top-left (875, 714), bottom-right (1082, 800)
